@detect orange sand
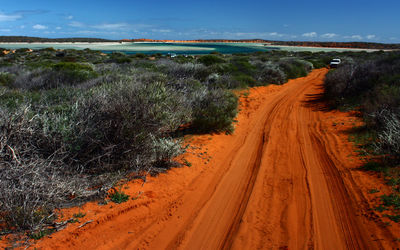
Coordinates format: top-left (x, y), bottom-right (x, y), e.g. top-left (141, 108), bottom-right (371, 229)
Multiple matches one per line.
top-left (3, 68), bottom-right (399, 249)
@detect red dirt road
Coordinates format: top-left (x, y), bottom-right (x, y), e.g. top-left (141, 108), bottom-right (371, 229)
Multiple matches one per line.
top-left (31, 68), bottom-right (399, 250)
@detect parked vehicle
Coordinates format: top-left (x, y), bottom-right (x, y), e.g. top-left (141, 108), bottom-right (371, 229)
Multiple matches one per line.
top-left (168, 53), bottom-right (177, 58)
top-left (330, 58), bottom-right (341, 68)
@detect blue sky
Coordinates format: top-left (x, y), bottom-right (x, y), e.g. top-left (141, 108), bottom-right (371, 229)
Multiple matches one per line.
top-left (0, 0), bottom-right (399, 43)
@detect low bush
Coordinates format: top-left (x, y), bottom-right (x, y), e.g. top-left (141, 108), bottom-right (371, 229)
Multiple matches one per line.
top-left (133, 53), bottom-right (146, 59)
top-left (51, 62), bottom-right (94, 72)
top-left (253, 61), bottom-right (286, 85)
top-left (233, 74), bottom-right (257, 88)
top-left (29, 229), bottom-right (56, 240)
top-left (323, 62), bottom-right (358, 108)
top-left (0, 106), bottom-right (100, 231)
top-left (307, 59), bottom-right (327, 69)
top-left (157, 60), bottom-right (210, 81)
top-left (110, 191), bottom-right (130, 204)
top-left (229, 57), bottom-right (256, 76)
top-left (373, 110), bottom-right (400, 160)
top-left (3, 63), bottom-right (99, 90)
top-left (207, 74), bottom-right (239, 89)
top-left (73, 212), bottom-right (86, 218)
top-left (108, 53), bottom-right (132, 64)
top-left (69, 79), bottom-right (188, 171)
top-left (198, 55), bottom-right (225, 66)
top-left (362, 161), bottom-right (386, 172)
top-left (51, 62), bottom-right (98, 84)
top-left (192, 89), bottom-right (238, 133)
top-left (381, 194), bottom-right (400, 210)
top-left (0, 72), bottom-right (14, 87)
top-left (279, 59), bottom-right (312, 80)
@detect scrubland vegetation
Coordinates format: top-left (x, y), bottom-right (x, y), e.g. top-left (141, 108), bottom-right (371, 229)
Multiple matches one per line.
top-left (323, 51), bottom-right (400, 222)
top-left (0, 47), bottom-right (321, 234)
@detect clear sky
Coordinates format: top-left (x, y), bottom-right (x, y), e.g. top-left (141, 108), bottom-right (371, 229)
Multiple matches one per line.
top-left (0, 0), bottom-right (399, 43)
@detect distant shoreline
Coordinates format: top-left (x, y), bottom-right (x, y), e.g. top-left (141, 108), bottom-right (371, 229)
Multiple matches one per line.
top-left (0, 36), bottom-right (399, 50)
top-left (0, 42), bottom-right (391, 52)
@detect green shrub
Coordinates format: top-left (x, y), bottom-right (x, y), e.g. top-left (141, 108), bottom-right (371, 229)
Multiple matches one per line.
top-left (229, 57), bottom-right (256, 76)
top-left (308, 59), bottom-right (327, 69)
top-left (19, 63), bottom-right (99, 89)
top-left (69, 79), bottom-right (188, 170)
top-left (381, 193), bottom-right (400, 210)
top-left (110, 191), bottom-right (130, 204)
top-left (209, 74), bottom-right (254, 90)
top-left (134, 53), bottom-right (146, 59)
top-left (29, 229), bottom-right (56, 240)
top-left (254, 61), bottom-right (286, 85)
top-left (158, 60), bottom-right (211, 81)
top-left (0, 89), bottom-right (24, 109)
top-left (374, 110), bottom-right (400, 159)
top-left (198, 55), bottom-right (225, 66)
top-left (4, 63), bottom-right (98, 90)
top-left (109, 52), bottom-right (133, 63)
top-left (0, 72), bottom-right (14, 87)
top-left (73, 212), bottom-right (86, 218)
top-left (174, 55), bottom-right (195, 64)
top-left (62, 56), bottom-right (78, 62)
top-left (192, 89), bottom-right (238, 133)
top-left (368, 189), bottom-right (380, 194)
top-left (51, 62), bottom-right (98, 82)
top-left (279, 59), bottom-right (309, 80)
top-left (233, 74), bottom-right (257, 88)
top-left (362, 161), bottom-right (385, 172)
top-left (0, 105), bottom-right (110, 232)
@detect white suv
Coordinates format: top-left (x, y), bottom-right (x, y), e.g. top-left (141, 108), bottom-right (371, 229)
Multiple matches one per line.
top-left (330, 58), bottom-right (341, 68)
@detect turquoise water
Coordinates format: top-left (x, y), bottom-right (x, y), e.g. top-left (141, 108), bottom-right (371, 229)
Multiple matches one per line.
top-left (112, 43), bottom-right (274, 55)
top-left (0, 42), bottom-right (275, 54)
top-left (0, 42), bottom-right (377, 54)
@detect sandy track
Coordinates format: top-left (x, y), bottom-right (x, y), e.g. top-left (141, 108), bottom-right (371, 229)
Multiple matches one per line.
top-left (33, 69), bottom-right (398, 250)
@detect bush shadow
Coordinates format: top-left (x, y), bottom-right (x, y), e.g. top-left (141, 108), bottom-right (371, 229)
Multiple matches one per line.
top-left (301, 84), bottom-right (333, 112)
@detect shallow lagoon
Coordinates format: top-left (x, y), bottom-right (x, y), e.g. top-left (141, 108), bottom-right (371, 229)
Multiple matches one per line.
top-left (0, 42), bottom-right (272, 54)
top-left (0, 42), bottom-right (378, 54)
